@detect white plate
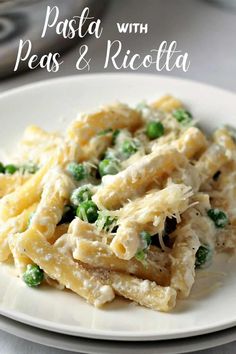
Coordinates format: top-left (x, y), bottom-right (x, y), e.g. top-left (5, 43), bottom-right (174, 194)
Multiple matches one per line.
top-left (1, 74), bottom-right (236, 341)
top-left (0, 314), bottom-right (236, 354)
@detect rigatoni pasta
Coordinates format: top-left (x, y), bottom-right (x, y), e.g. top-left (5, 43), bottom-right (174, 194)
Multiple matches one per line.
top-left (0, 95), bottom-right (235, 312)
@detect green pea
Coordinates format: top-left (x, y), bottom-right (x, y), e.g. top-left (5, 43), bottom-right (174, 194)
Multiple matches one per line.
top-left (5, 164), bottom-right (18, 174)
top-left (99, 159), bottom-right (120, 177)
top-left (70, 186), bottom-right (92, 206)
top-left (146, 121), bottom-right (164, 140)
top-left (23, 264), bottom-right (44, 287)
top-left (195, 245), bottom-right (212, 269)
top-left (67, 162), bottom-right (87, 181)
top-left (121, 140), bottom-right (138, 157)
top-left (0, 162), bottom-right (5, 174)
top-left (207, 208), bottom-right (228, 228)
top-left (173, 109), bottom-right (192, 124)
top-left (76, 200), bottom-right (98, 223)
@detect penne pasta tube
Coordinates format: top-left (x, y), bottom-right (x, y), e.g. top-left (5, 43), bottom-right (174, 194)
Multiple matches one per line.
top-left (73, 239), bottom-right (170, 285)
top-left (170, 224), bottom-right (200, 298)
top-left (215, 226), bottom-right (236, 252)
top-left (213, 127), bottom-right (236, 158)
top-left (151, 95), bottom-right (183, 112)
top-left (67, 103), bottom-right (143, 146)
top-left (110, 183), bottom-right (193, 260)
top-left (30, 168), bottom-right (74, 240)
top-left (16, 229), bottom-right (115, 307)
top-left (83, 134), bottom-right (113, 161)
top-left (8, 235), bottom-right (34, 274)
top-left (8, 224), bottom-right (68, 276)
top-left (182, 201), bottom-right (216, 249)
top-left (7, 168), bottom-right (73, 274)
top-left (16, 125), bottom-right (63, 165)
top-left (94, 269), bottom-right (176, 312)
top-left (0, 141), bottom-right (80, 221)
top-left (0, 173), bottom-right (31, 198)
top-left (173, 127), bottom-right (208, 159)
top-left (94, 128), bottom-right (207, 210)
top-left (170, 162), bottom-right (201, 193)
top-left (117, 184), bottom-right (193, 223)
top-left (21, 125), bottom-right (61, 144)
top-left (0, 203), bottom-right (37, 262)
top-left (93, 146), bottom-right (186, 210)
top-left (68, 218), bottom-right (105, 242)
top-left (0, 166), bottom-right (47, 222)
top-left (18, 145), bottom-right (59, 167)
top-left (195, 143), bottom-right (229, 184)
top-left (49, 223), bottom-right (69, 244)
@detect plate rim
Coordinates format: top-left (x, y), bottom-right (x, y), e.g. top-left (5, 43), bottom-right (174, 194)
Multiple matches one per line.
top-left (0, 314), bottom-right (236, 354)
top-left (0, 72), bottom-right (236, 102)
top-left (1, 304), bottom-right (236, 341)
top-left (1, 73), bottom-right (236, 341)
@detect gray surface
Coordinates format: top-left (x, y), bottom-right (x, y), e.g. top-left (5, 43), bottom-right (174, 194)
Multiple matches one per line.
top-left (0, 329), bottom-right (233, 354)
top-left (0, 0), bottom-right (236, 353)
top-left (0, 328), bottom-right (235, 354)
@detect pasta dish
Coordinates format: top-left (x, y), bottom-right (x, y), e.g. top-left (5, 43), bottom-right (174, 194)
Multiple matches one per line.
top-left (0, 95), bottom-right (235, 312)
